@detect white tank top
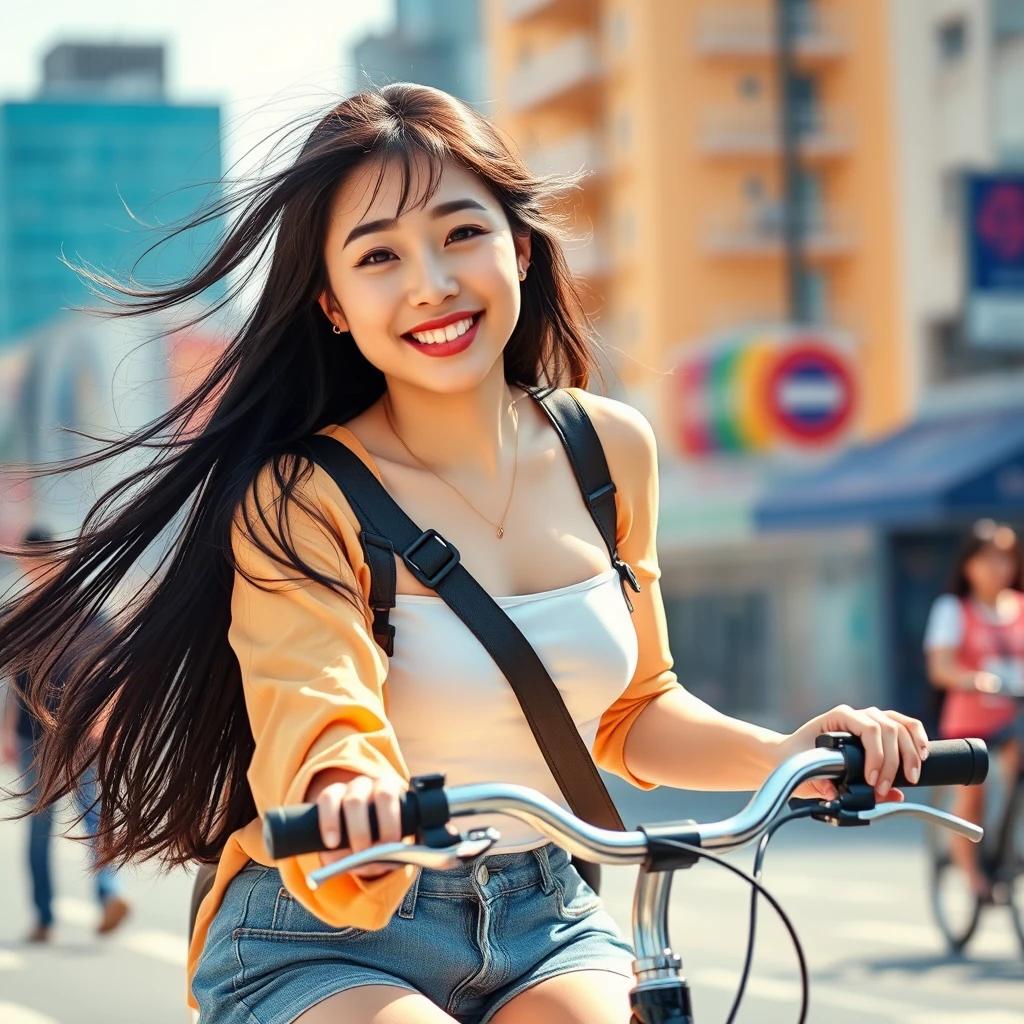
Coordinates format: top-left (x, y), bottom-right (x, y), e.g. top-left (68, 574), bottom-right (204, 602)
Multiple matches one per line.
top-left (384, 566), bottom-right (640, 852)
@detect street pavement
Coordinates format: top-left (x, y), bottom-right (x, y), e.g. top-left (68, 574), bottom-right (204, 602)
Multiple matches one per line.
top-left (1, 772), bottom-right (1021, 1023)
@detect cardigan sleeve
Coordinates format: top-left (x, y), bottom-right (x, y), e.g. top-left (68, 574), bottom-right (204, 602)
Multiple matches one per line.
top-left (228, 454), bottom-right (416, 928)
top-left (588, 400), bottom-right (683, 790)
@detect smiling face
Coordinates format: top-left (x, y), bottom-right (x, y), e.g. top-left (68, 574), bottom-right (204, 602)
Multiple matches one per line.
top-left (317, 153), bottom-right (531, 395)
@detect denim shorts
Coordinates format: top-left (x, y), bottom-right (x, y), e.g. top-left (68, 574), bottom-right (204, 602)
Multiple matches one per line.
top-left (192, 842), bottom-right (636, 1024)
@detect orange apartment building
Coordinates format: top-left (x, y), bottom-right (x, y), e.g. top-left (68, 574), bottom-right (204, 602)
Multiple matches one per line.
top-left (483, 0), bottom-right (1024, 725)
top-left (486, 0), bottom-right (905, 444)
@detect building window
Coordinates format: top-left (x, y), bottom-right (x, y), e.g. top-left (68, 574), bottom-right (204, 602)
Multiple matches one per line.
top-left (739, 74), bottom-right (762, 99)
top-left (930, 316), bottom-right (1024, 383)
top-left (664, 590), bottom-right (772, 716)
top-left (786, 73), bottom-right (820, 136)
top-left (937, 18), bottom-right (968, 64)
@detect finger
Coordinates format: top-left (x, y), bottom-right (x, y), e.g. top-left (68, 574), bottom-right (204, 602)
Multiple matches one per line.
top-left (813, 779), bottom-right (838, 800)
top-left (864, 708), bottom-right (901, 796)
top-left (340, 775), bottom-right (376, 854)
top-left (372, 778), bottom-right (405, 844)
top-left (890, 714), bottom-right (923, 786)
top-left (883, 711), bottom-right (930, 761)
top-left (315, 783), bottom-right (347, 851)
top-left (846, 713), bottom-right (884, 789)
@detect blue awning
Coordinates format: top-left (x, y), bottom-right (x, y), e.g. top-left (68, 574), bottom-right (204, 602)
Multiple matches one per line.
top-left (754, 407), bottom-right (1024, 531)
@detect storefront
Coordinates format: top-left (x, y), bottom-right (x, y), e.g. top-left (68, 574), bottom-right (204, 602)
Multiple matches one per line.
top-left (753, 405), bottom-right (1024, 728)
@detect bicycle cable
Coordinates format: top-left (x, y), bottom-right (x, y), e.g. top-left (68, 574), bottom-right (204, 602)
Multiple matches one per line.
top-left (651, 835), bottom-right (810, 1024)
top-left (725, 804), bottom-right (823, 1024)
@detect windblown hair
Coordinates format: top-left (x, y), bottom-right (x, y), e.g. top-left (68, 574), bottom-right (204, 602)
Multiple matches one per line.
top-left (0, 83), bottom-right (601, 866)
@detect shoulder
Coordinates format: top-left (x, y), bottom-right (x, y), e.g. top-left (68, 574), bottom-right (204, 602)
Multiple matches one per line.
top-left (233, 449), bottom-right (367, 573)
top-left (564, 387), bottom-right (658, 482)
top-left (924, 594), bottom-right (964, 649)
top-left (930, 593), bottom-right (963, 617)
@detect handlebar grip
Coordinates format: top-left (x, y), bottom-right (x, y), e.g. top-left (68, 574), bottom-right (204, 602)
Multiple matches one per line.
top-left (263, 792), bottom-right (422, 859)
top-left (894, 737), bottom-right (989, 788)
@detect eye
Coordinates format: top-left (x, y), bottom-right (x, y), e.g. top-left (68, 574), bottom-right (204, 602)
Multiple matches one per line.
top-left (448, 225), bottom-right (486, 242)
top-left (355, 226), bottom-right (486, 267)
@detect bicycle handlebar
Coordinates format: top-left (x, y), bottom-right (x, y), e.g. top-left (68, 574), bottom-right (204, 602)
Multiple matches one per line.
top-left (263, 734), bottom-right (989, 861)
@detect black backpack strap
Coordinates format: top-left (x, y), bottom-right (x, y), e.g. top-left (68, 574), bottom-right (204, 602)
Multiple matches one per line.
top-left (360, 531), bottom-right (397, 657)
top-left (529, 388), bottom-right (643, 612)
top-left (294, 433), bottom-right (626, 834)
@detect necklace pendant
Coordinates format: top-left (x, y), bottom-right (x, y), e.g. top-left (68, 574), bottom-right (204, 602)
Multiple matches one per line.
top-left (496, 525), bottom-right (504, 539)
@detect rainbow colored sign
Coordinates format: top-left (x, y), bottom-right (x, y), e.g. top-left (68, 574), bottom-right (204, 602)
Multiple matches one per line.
top-left (671, 328), bottom-right (858, 457)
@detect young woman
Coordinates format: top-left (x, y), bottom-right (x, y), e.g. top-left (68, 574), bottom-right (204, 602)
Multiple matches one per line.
top-left (925, 520), bottom-right (1024, 900)
top-left (1, 84), bottom-right (930, 1024)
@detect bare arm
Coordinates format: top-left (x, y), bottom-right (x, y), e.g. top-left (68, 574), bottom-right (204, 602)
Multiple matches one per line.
top-left (622, 686), bottom-right (784, 791)
top-left (926, 647), bottom-right (997, 692)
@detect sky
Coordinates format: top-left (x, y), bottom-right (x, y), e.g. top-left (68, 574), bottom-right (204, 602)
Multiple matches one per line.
top-left (2, 1), bottom-right (394, 174)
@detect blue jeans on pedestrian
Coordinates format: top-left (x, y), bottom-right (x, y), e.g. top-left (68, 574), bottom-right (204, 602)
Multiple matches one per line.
top-left (18, 738), bottom-right (121, 927)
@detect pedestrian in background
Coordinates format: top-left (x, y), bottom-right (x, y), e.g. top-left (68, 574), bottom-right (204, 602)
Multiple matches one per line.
top-left (0, 525), bottom-right (131, 942)
top-left (924, 519), bottom-right (1024, 900)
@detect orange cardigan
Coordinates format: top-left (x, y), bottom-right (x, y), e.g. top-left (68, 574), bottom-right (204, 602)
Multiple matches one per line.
top-left (185, 388), bottom-right (681, 1008)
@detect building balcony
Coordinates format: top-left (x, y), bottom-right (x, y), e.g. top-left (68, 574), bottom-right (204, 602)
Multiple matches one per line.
top-left (697, 5), bottom-right (849, 58)
top-left (526, 130), bottom-right (607, 180)
top-left (505, 31), bottom-right (604, 113)
top-left (705, 205), bottom-right (855, 257)
top-left (700, 107), bottom-right (852, 157)
top-left (702, 304), bottom-right (862, 341)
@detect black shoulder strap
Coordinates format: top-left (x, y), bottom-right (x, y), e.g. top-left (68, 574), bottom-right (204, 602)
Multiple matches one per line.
top-left (295, 394), bottom-right (632, 833)
top-left (530, 387), bottom-right (641, 610)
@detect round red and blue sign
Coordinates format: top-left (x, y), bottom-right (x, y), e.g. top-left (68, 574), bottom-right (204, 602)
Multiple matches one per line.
top-left (765, 344), bottom-right (855, 446)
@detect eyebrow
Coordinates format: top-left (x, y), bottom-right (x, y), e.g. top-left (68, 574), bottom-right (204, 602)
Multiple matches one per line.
top-left (343, 198), bottom-right (489, 249)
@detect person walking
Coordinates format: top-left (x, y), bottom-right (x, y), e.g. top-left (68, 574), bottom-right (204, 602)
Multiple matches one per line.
top-left (0, 84), bottom-right (931, 1024)
top-left (924, 519), bottom-right (1024, 900)
top-left (1, 525), bottom-right (130, 942)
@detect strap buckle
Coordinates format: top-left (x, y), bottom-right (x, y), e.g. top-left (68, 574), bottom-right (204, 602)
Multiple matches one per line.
top-left (586, 481), bottom-right (617, 511)
top-left (402, 529), bottom-right (461, 589)
top-left (613, 556), bottom-right (641, 594)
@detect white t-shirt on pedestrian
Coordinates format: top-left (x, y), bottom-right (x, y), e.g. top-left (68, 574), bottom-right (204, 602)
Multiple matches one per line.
top-left (923, 592), bottom-right (1020, 650)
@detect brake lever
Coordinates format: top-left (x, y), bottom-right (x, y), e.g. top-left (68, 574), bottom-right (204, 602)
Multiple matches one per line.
top-left (306, 827), bottom-right (502, 890)
top-left (853, 801), bottom-right (984, 843)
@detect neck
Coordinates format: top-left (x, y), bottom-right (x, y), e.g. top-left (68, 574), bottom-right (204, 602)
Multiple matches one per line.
top-left (972, 588), bottom-right (1004, 609)
top-left (382, 365), bottom-right (526, 479)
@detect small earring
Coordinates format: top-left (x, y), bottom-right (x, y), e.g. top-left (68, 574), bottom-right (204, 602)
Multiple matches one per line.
top-left (518, 265), bottom-right (528, 282)
top-left (331, 324), bottom-right (342, 335)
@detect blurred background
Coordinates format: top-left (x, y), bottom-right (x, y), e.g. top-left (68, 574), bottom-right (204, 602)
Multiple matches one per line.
top-left (2, 1), bottom-right (1023, 1021)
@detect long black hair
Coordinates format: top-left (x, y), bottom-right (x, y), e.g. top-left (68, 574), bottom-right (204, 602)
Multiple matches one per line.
top-left (0, 83), bottom-right (602, 867)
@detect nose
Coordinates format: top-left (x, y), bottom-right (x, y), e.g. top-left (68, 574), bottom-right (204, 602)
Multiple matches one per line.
top-left (407, 253), bottom-right (458, 308)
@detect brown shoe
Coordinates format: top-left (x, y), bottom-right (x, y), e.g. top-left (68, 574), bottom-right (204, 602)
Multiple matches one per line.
top-left (25, 923), bottom-right (52, 943)
top-left (97, 896), bottom-right (130, 935)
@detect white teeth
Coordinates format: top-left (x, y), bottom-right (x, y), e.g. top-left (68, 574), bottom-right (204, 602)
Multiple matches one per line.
top-left (410, 315), bottom-right (476, 345)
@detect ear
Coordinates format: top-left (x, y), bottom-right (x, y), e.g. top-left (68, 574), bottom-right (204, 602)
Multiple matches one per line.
top-left (513, 230), bottom-right (532, 273)
top-left (317, 289), bottom-right (349, 333)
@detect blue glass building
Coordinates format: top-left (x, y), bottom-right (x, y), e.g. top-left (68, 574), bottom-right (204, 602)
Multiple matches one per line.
top-left (0, 44), bottom-right (222, 346)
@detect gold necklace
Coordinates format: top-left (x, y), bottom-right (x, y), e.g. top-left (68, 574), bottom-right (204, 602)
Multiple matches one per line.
top-left (383, 389), bottom-right (524, 539)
